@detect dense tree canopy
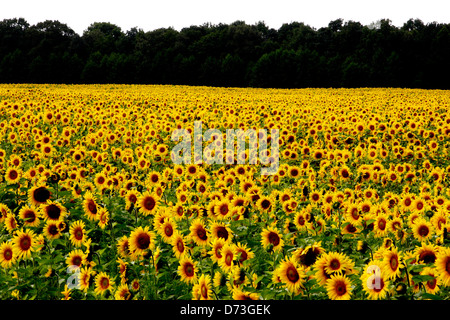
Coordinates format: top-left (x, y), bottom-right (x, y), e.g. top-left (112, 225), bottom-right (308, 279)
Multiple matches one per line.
top-left (1, 17), bottom-right (450, 88)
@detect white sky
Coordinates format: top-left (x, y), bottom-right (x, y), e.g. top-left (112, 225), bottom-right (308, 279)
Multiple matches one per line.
top-left (1, 0), bottom-right (449, 35)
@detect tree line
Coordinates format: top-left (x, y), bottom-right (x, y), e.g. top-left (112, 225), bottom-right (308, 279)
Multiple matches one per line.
top-left (1, 17), bottom-right (450, 88)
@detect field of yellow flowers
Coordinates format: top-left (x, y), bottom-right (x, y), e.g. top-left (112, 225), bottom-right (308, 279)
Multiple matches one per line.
top-left (1, 84), bottom-right (450, 300)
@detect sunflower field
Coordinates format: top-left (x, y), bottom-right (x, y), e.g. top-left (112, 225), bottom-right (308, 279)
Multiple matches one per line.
top-left (1, 84), bottom-right (450, 300)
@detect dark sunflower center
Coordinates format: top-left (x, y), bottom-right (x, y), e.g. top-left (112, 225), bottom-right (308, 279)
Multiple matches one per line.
top-left (219, 204), bottom-right (229, 215)
top-left (48, 224), bottom-right (59, 235)
top-left (46, 204), bottom-right (61, 220)
top-left (34, 187), bottom-right (50, 203)
top-left (185, 263), bottom-right (194, 277)
top-left (137, 233), bottom-right (150, 249)
top-left (287, 266), bottom-right (299, 283)
top-left (225, 253), bottom-right (233, 265)
top-left (177, 240), bottom-right (184, 253)
top-left (216, 227), bottom-right (228, 240)
top-left (298, 216), bottom-right (305, 225)
top-left (261, 199), bottom-right (271, 210)
top-left (24, 210), bottom-right (36, 222)
top-left (88, 201), bottom-right (97, 214)
top-left (129, 195), bottom-right (137, 203)
top-left (300, 248), bottom-right (319, 267)
top-left (101, 277), bottom-right (109, 289)
top-left (197, 228), bottom-right (207, 241)
top-left (329, 259), bottom-right (340, 270)
top-left (335, 281), bottom-right (347, 295)
top-left (4, 249), bottom-right (12, 260)
top-left (390, 256), bottom-right (398, 270)
top-left (75, 228), bottom-right (83, 240)
top-left (419, 251), bottom-right (436, 264)
top-left (201, 284), bottom-right (208, 298)
top-left (418, 225), bottom-right (429, 237)
top-left (9, 170), bottom-right (18, 179)
top-left (164, 225), bottom-right (173, 237)
top-left (268, 232), bottom-right (280, 246)
top-left (72, 256), bottom-right (82, 266)
top-left (427, 278), bottom-right (437, 289)
top-left (143, 197), bottom-right (156, 211)
top-left (237, 249), bottom-right (247, 263)
top-left (341, 170), bottom-right (349, 178)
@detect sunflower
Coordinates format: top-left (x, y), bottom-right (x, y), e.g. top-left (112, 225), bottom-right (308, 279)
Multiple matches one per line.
top-left (256, 195), bottom-right (275, 213)
top-left (98, 207), bottom-right (110, 229)
top-left (137, 191), bottom-right (159, 216)
top-left (339, 166), bottom-right (352, 181)
top-left (129, 226), bottom-right (156, 256)
top-left (171, 232), bottom-right (187, 259)
top-left (214, 199), bottom-right (233, 219)
top-left (232, 287), bottom-right (259, 300)
top-left (117, 236), bottom-right (131, 259)
top-left (431, 209), bottom-right (447, 234)
top-left (76, 266), bottom-right (92, 292)
top-left (360, 262), bottom-right (390, 299)
top-left (114, 283), bottom-right (131, 300)
top-left (411, 198), bottom-right (426, 213)
top-left (373, 213), bottom-right (389, 237)
top-left (261, 226), bottom-right (284, 253)
top-left (69, 220), bottom-right (86, 247)
top-left (18, 204), bottom-right (40, 227)
top-left (66, 249), bottom-right (87, 268)
top-left (94, 272), bottom-right (115, 296)
top-left (0, 203), bottom-right (11, 223)
top-left (159, 218), bottom-right (177, 244)
top-left (178, 256), bottom-right (198, 284)
top-left (218, 243), bottom-right (236, 273)
top-left (3, 212), bottom-right (16, 233)
top-left (277, 256), bottom-right (305, 293)
top-left (93, 172), bottom-right (107, 189)
top-left (421, 267), bottom-right (440, 294)
top-left (381, 247), bottom-right (402, 280)
top-left (209, 237), bottom-right (226, 263)
top-left (228, 266), bottom-right (250, 289)
top-left (235, 242), bottom-right (255, 266)
top-left (12, 229), bottom-right (37, 260)
top-left (146, 171), bottom-right (161, 187)
top-left (0, 242), bottom-right (17, 268)
top-left (195, 274), bottom-right (213, 300)
top-left (326, 274), bottom-right (352, 300)
top-left (209, 221), bottom-right (232, 242)
top-left (124, 189), bottom-right (139, 211)
top-left (412, 218), bottom-right (433, 242)
top-left (293, 210), bottom-right (310, 232)
top-left (345, 203), bottom-right (361, 226)
top-left (83, 191), bottom-right (99, 220)
top-left (323, 251), bottom-right (355, 276)
top-left (294, 242), bottom-right (325, 268)
top-left (189, 218), bottom-right (209, 246)
top-left (172, 203), bottom-right (185, 220)
top-left (43, 221), bottom-right (61, 240)
top-left (436, 247), bottom-right (450, 286)
top-left (415, 243), bottom-right (439, 264)
top-left (40, 201), bottom-right (66, 222)
top-left (5, 167), bottom-right (21, 184)
top-left (213, 271), bottom-right (228, 289)
top-left (186, 164), bottom-right (199, 177)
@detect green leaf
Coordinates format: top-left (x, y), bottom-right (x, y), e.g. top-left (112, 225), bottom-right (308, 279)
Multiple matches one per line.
top-left (412, 274), bottom-right (435, 283)
top-left (421, 292), bottom-right (442, 300)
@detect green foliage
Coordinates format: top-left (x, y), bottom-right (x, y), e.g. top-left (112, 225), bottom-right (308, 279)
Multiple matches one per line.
top-left (1, 18), bottom-right (450, 88)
